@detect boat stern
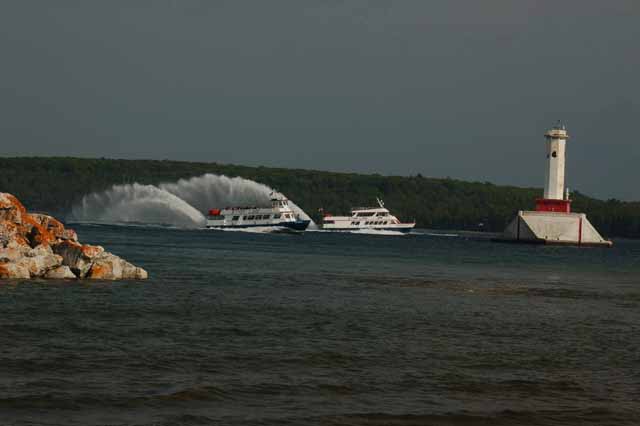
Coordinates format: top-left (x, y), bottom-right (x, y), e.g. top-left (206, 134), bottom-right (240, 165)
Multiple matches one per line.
top-left (282, 219), bottom-right (311, 231)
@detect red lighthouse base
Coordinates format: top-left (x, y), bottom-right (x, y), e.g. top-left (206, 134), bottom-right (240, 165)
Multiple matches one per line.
top-left (535, 198), bottom-right (571, 213)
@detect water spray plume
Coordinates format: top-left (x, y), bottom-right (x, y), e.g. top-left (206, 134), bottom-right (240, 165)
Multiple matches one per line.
top-left (69, 174), bottom-right (314, 229)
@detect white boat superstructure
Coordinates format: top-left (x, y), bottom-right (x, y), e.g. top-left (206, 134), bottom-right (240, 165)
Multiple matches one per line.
top-left (206, 192), bottom-right (310, 231)
top-left (320, 198), bottom-right (415, 233)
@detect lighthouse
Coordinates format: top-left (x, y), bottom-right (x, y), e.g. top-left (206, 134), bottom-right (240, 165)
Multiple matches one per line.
top-left (498, 123), bottom-right (612, 247)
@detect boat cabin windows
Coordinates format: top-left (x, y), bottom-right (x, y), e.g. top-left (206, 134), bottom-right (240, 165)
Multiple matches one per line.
top-left (273, 213), bottom-right (281, 219)
top-left (232, 215), bottom-right (240, 221)
top-left (351, 221), bottom-right (360, 226)
top-left (355, 212), bottom-right (375, 217)
top-left (246, 215), bottom-right (255, 220)
top-left (324, 220), bottom-right (335, 224)
top-left (263, 215), bottom-right (271, 220)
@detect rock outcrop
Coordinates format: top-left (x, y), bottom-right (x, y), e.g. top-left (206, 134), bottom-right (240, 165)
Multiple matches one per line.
top-left (0, 193), bottom-right (148, 280)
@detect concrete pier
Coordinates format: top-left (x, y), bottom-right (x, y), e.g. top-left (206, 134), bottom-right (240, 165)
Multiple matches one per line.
top-left (498, 210), bottom-right (612, 247)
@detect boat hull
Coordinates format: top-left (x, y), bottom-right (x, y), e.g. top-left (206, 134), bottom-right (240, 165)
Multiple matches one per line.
top-left (321, 224), bottom-right (415, 233)
top-left (207, 220), bottom-right (310, 232)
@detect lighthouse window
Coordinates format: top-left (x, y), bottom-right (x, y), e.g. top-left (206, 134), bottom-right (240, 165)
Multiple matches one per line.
top-left (552, 151), bottom-right (557, 158)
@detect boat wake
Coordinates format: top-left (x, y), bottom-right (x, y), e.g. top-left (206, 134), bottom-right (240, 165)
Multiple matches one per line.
top-left (416, 231), bottom-right (460, 238)
top-left (68, 174), bottom-right (314, 229)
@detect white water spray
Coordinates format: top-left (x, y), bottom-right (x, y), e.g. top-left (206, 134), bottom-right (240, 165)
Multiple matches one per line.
top-left (160, 174), bottom-right (272, 213)
top-left (69, 174), bottom-right (314, 229)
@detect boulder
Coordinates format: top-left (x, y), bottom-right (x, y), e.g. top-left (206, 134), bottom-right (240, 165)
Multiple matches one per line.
top-left (22, 245), bottom-right (63, 277)
top-left (0, 244), bottom-right (63, 278)
top-left (61, 229), bottom-right (79, 242)
top-left (86, 252), bottom-right (148, 280)
top-left (0, 193), bottom-right (147, 281)
top-left (0, 221), bottom-right (29, 247)
top-left (52, 240), bottom-right (104, 278)
top-left (24, 217), bottom-right (56, 247)
top-left (0, 240), bottom-right (30, 262)
top-left (0, 262), bottom-right (30, 279)
top-left (44, 265), bottom-right (77, 279)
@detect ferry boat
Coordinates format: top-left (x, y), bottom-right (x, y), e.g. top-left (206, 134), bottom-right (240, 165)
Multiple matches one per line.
top-left (206, 192), bottom-right (310, 232)
top-left (320, 198), bottom-right (415, 233)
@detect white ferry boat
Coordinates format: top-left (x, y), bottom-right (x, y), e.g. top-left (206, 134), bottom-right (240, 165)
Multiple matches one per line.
top-left (320, 199), bottom-right (415, 233)
top-left (206, 192), bottom-right (310, 232)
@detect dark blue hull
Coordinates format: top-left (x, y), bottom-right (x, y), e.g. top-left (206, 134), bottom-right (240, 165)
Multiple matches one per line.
top-left (282, 220), bottom-right (311, 231)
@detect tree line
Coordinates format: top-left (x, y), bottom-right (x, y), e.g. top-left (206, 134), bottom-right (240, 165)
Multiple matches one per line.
top-left (1, 157), bottom-right (638, 238)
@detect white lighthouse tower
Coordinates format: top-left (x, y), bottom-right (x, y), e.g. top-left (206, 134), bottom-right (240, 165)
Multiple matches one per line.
top-left (536, 123), bottom-right (572, 213)
top-left (499, 123), bottom-right (612, 247)
top-left (544, 124), bottom-right (568, 200)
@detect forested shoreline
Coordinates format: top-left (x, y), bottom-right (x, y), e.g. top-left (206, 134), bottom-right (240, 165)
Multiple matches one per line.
top-left (1, 157), bottom-right (638, 237)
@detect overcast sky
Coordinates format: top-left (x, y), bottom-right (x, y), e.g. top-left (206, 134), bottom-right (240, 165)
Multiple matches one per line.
top-left (1, 1), bottom-right (638, 200)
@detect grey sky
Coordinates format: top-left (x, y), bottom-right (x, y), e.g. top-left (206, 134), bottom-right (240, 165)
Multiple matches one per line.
top-left (1, 1), bottom-right (638, 200)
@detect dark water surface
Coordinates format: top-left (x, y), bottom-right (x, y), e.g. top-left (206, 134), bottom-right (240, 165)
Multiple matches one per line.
top-left (1, 226), bottom-right (639, 425)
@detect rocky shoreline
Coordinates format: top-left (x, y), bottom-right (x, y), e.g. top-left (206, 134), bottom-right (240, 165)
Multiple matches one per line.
top-left (0, 193), bottom-right (147, 280)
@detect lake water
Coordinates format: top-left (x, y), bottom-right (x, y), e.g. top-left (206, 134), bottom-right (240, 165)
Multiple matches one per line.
top-left (1, 225), bottom-right (639, 425)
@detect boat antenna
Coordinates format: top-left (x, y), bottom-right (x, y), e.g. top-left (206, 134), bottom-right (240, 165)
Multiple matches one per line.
top-left (376, 197), bottom-right (384, 208)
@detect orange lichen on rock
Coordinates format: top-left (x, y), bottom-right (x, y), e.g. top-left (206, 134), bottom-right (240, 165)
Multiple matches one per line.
top-left (0, 221), bottom-right (29, 247)
top-left (22, 215), bottom-right (56, 247)
top-left (30, 214), bottom-right (66, 237)
top-left (86, 263), bottom-right (110, 279)
top-left (0, 193), bottom-right (27, 224)
top-left (81, 244), bottom-right (104, 258)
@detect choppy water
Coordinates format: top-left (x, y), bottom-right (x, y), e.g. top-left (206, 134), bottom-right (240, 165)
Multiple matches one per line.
top-left (1, 226), bottom-right (639, 425)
